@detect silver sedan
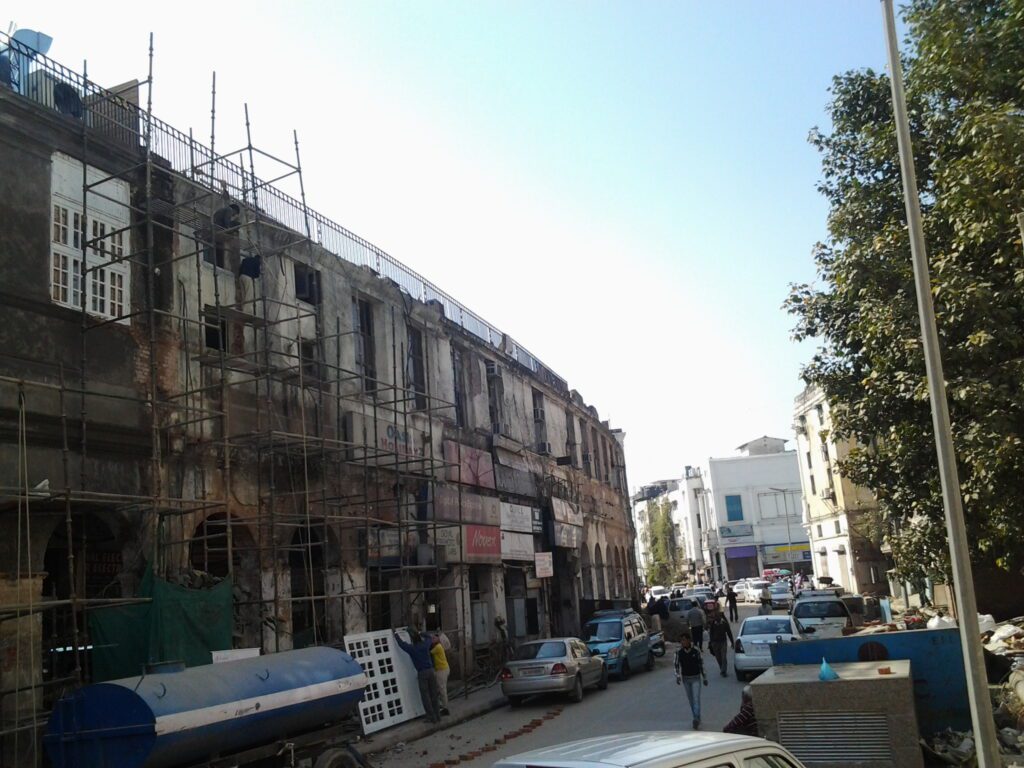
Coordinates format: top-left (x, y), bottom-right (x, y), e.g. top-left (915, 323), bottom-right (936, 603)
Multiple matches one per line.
top-left (500, 638), bottom-right (608, 706)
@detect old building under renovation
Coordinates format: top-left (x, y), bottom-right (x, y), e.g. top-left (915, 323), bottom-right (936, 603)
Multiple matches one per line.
top-left (0, 30), bottom-right (637, 759)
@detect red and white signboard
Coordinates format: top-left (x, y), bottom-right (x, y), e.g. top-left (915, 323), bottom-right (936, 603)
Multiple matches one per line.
top-left (464, 524), bottom-right (501, 564)
top-left (534, 551), bottom-right (554, 578)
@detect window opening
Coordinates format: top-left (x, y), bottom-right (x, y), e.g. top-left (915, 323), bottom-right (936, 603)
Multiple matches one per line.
top-left (352, 297), bottom-right (376, 392)
top-left (295, 263), bottom-right (320, 304)
top-left (406, 324), bottom-right (427, 410)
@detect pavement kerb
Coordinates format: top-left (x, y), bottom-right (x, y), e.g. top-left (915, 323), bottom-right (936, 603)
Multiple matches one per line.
top-left (360, 694), bottom-right (509, 756)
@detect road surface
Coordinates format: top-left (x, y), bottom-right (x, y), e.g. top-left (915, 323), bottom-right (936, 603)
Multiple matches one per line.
top-left (374, 605), bottom-right (763, 768)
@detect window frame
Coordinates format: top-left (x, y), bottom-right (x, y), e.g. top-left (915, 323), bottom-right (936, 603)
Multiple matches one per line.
top-left (725, 495), bottom-right (744, 522)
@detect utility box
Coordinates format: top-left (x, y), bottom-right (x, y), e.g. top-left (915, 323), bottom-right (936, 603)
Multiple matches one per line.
top-left (751, 660), bottom-right (923, 768)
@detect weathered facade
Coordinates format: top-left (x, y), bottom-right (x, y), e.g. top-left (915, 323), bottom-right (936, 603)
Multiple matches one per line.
top-left (0, 34), bottom-right (635, 761)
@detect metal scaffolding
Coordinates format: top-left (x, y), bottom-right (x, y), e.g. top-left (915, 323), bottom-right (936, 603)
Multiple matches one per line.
top-left (0, 30), bottom-right (471, 763)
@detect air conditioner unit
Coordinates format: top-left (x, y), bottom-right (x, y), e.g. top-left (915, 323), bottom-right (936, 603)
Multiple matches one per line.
top-left (819, 488), bottom-right (836, 501)
top-left (485, 361), bottom-right (500, 378)
top-left (533, 408), bottom-right (545, 422)
top-left (536, 441), bottom-right (552, 456)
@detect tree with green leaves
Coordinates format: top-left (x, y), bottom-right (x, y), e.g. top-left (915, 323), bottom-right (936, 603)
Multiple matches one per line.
top-left (787, 0), bottom-right (1024, 613)
top-left (645, 498), bottom-right (680, 586)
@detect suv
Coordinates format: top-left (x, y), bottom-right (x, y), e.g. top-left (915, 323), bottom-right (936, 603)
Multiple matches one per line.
top-left (493, 732), bottom-right (806, 768)
top-left (791, 593), bottom-right (853, 638)
top-left (583, 609), bottom-right (654, 680)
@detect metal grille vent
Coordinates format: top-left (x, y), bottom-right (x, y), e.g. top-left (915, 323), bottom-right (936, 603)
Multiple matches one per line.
top-left (778, 711), bottom-right (893, 763)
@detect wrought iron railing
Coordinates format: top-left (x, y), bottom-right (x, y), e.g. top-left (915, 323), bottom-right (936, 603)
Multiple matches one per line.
top-left (0, 31), bottom-right (567, 392)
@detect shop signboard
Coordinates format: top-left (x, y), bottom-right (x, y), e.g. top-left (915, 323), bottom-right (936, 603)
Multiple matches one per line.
top-left (433, 485), bottom-right (500, 526)
top-left (500, 530), bottom-right (535, 562)
top-left (551, 497), bottom-right (583, 527)
top-left (444, 440), bottom-right (496, 489)
top-left (345, 413), bottom-right (425, 461)
top-left (363, 527), bottom-right (403, 566)
top-left (464, 524), bottom-right (501, 564)
top-left (534, 551), bottom-right (554, 578)
top-left (726, 545), bottom-right (758, 560)
top-left (500, 502), bottom-right (534, 533)
top-left (719, 524), bottom-right (754, 541)
top-left (762, 543), bottom-right (812, 565)
top-left (553, 521), bottom-right (582, 549)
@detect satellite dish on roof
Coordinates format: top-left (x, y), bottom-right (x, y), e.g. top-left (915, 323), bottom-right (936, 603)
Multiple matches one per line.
top-left (10, 28), bottom-right (52, 57)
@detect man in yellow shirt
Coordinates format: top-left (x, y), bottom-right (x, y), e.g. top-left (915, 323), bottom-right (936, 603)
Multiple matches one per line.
top-left (430, 634), bottom-right (450, 716)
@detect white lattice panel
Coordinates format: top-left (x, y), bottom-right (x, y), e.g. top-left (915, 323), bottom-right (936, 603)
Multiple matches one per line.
top-left (345, 629), bottom-right (425, 734)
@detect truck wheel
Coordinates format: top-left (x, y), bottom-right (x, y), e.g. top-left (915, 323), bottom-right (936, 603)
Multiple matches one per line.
top-left (314, 748), bottom-right (361, 768)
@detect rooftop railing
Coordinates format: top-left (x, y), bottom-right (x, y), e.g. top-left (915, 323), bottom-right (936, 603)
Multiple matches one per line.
top-left (0, 31), bottom-right (567, 393)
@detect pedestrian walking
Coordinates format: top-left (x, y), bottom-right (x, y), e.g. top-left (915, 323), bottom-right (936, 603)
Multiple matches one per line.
top-left (674, 633), bottom-right (708, 729)
top-left (685, 602), bottom-right (707, 651)
top-left (430, 634), bottom-right (450, 716)
top-left (706, 609), bottom-right (734, 676)
top-left (725, 585), bottom-right (739, 622)
top-left (394, 629), bottom-right (441, 724)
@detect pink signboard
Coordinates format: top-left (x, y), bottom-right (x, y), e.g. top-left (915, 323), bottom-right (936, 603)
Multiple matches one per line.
top-left (444, 441), bottom-right (496, 489)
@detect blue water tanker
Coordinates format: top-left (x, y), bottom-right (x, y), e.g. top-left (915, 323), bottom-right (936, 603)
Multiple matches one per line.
top-left (45, 646), bottom-right (368, 768)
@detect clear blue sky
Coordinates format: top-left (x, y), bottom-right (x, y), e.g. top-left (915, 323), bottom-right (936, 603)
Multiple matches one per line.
top-left (20, 1), bottom-right (891, 488)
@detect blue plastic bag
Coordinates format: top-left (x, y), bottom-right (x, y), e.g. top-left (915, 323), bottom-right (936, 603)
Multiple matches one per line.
top-left (819, 657), bottom-right (840, 681)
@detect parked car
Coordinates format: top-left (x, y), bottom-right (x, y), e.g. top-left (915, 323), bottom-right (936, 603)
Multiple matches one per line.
top-left (791, 593), bottom-right (853, 638)
top-left (583, 610), bottom-right (654, 680)
top-left (769, 583), bottom-right (793, 610)
top-left (733, 614), bottom-right (802, 681)
top-left (684, 587), bottom-right (716, 604)
top-left (492, 731), bottom-right (807, 768)
top-left (649, 585), bottom-right (670, 600)
top-left (500, 638), bottom-right (607, 706)
top-left (841, 594), bottom-right (866, 627)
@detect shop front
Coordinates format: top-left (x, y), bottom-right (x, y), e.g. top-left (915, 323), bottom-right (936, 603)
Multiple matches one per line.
top-left (725, 544), bottom-right (759, 580)
top-left (500, 502), bottom-right (545, 641)
top-left (762, 543), bottom-right (813, 576)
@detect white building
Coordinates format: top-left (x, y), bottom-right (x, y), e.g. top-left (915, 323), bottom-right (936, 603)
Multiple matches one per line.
top-left (704, 437), bottom-right (809, 582)
top-left (793, 386), bottom-right (890, 595)
top-left (678, 466), bottom-right (710, 579)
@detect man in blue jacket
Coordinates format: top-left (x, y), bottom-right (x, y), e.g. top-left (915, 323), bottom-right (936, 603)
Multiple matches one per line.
top-left (394, 629), bottom-right (441, 723)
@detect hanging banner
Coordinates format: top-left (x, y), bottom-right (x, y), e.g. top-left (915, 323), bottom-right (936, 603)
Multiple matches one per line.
top-left (553, 521), bottom-right (582, 549)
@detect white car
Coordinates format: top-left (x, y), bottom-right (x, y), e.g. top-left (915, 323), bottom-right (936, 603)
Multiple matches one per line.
top-left (791, 594), bottom-right (852, 639)
top-left (740, 579), bottom-right (770, 603)
top-left (649, 585), bottom-right (670, 600)
top-left (733, 614), bottom-right (801, 681)
top-left (492, 732), bottom-right (806, 768)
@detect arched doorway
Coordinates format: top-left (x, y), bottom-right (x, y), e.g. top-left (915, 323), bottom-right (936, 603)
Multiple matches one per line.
top-left (580, 545), bottom-right (593, 600)
top-left (594, 544), bottom-right (606, 599)
top-left (289, 526), bottom-right (326, 649)
top-left (614, 546), bottom-right (625, 598)
top-left (188, 513), bottom-right (261, 648)
top-left (42, 513), bottom-right (122, 690)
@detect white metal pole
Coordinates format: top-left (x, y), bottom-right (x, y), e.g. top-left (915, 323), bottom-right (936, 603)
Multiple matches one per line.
top-left (880, 2), bottom-right (1000, 764)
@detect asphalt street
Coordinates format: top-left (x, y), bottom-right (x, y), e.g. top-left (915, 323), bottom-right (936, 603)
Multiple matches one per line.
top-left (373, 604), bottom-right (764, 768)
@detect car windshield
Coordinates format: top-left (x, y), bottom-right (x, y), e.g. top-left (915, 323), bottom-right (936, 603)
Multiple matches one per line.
top-left (584, 621), bottom-right (622, 642)
top-left (513, 641), bottom-right (566, 660)
top-left (742, 619), bottom-right (793, 636)
top-left (749, 581), bottom-right (768, 590)
top-left (770, 585), bottom-right (789, 593)
top-left (794, 601), bottom-right (848, 619)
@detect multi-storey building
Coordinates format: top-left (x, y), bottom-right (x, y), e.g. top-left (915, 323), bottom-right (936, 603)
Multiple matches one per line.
top-left (704, 437), bottom-right (809, 582)
top-left (792, 385), bottom-right (889, 595)
top-left (0, 31), bottom-right (635, 759)
top-left (631, 468), bottom-right (710, 586)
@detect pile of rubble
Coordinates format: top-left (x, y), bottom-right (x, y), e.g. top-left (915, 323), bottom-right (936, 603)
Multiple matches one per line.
top-left (919, 616), bottom-right (1024, 766)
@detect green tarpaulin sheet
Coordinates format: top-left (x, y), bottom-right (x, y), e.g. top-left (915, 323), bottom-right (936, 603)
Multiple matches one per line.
top-left (88, 569), bottom-right (232, 681)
